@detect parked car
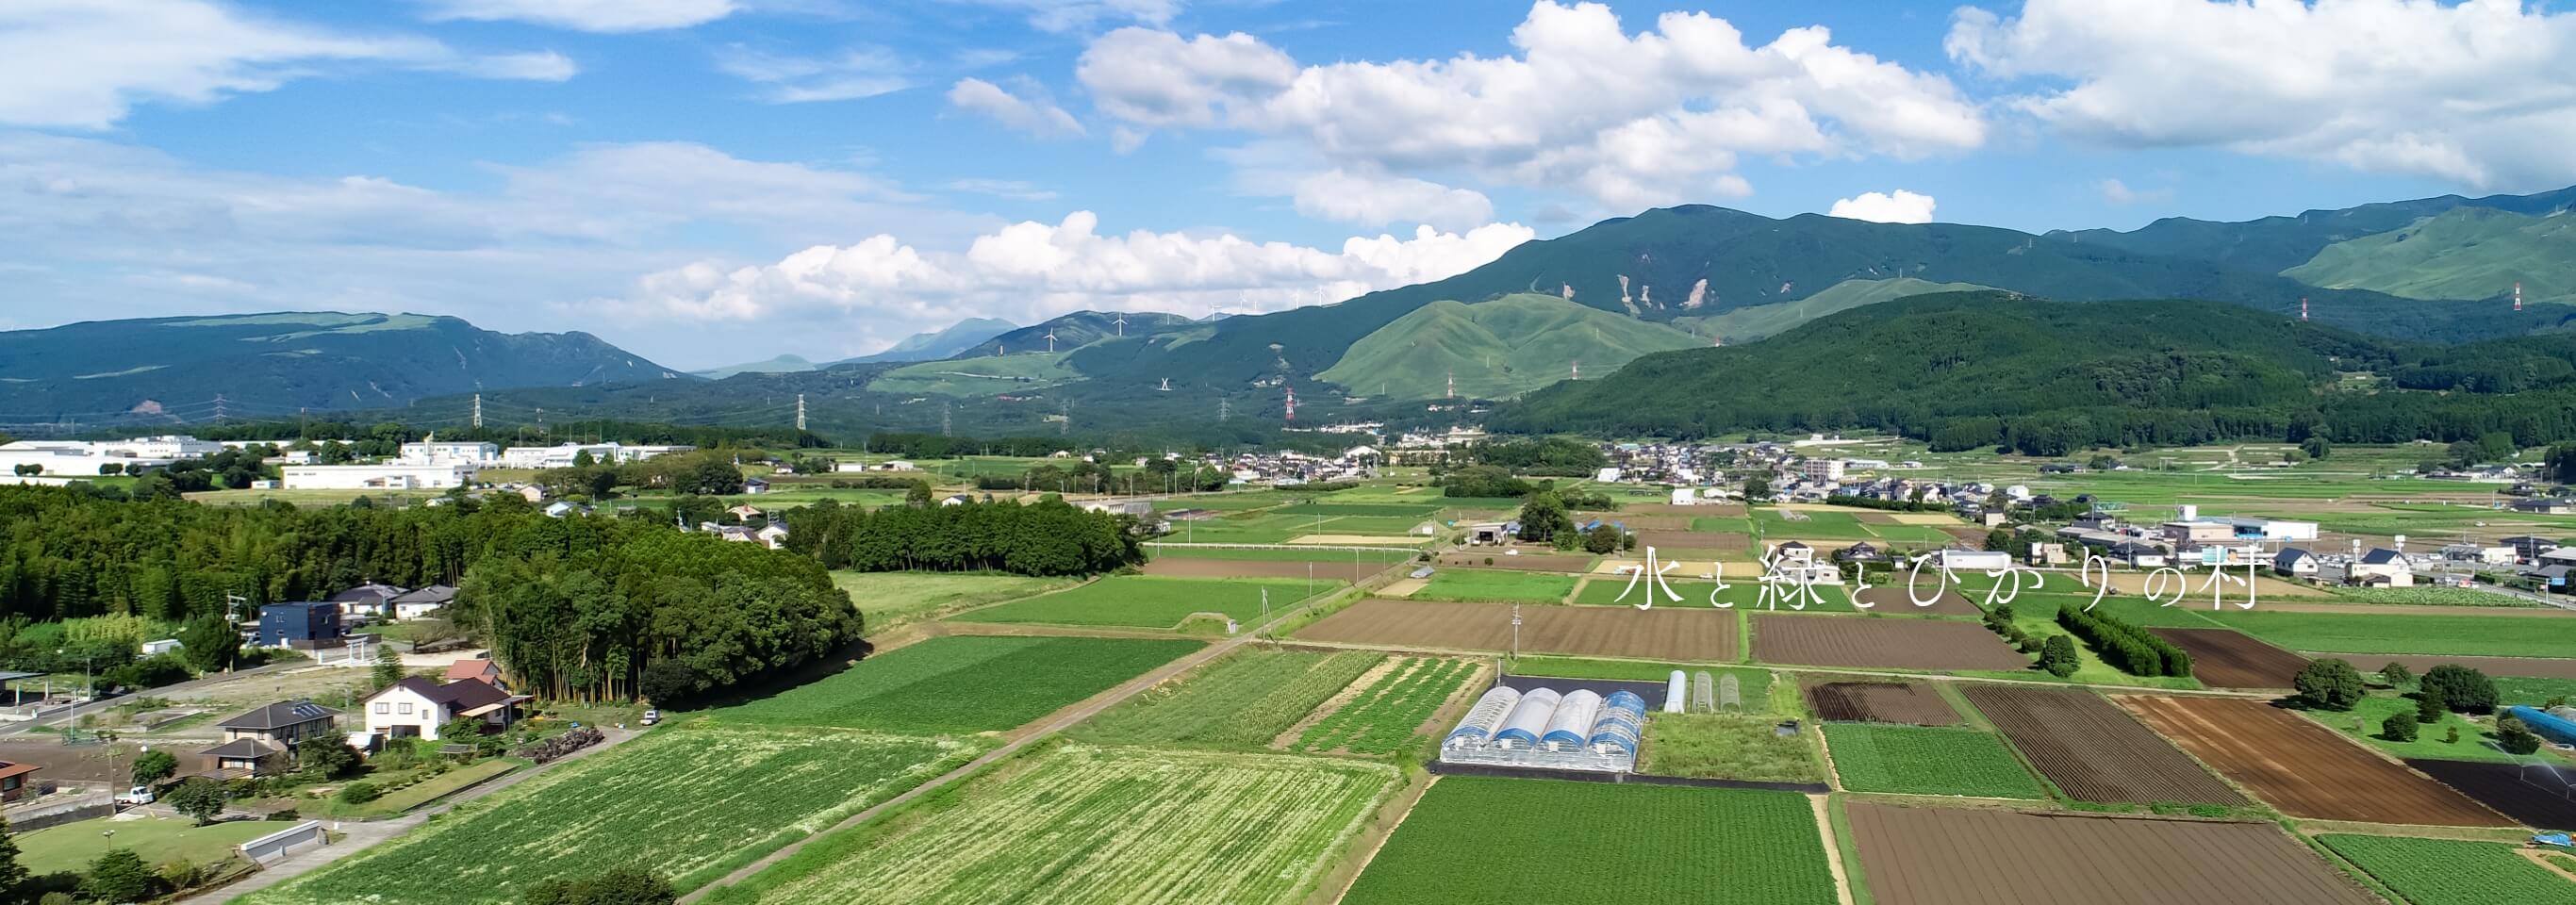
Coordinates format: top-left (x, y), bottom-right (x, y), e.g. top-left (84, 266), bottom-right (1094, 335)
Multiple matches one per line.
top-left (639, 709), bottom-right (661, 727)
top-left (116, 785), bottom-right (155, 805)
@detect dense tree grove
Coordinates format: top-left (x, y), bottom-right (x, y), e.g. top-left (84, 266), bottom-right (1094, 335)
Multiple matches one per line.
top-left (864, 432), bottom-right (1077, 458)
top-left (0, 485), bottom-right (861, 705)
top-left (1468, 438), bottom-right (1608, 475)
top-left (164, 418), bottom-right (820, 452)
top-left (775, 498), bottom-right (1145, 575)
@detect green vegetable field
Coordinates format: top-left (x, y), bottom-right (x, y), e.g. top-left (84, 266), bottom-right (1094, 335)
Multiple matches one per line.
top-left (1640, 713), bottom-right (1828, 783)
top-left (711, 634), bottom-right (1202, 732)
top-left (247, 728), bottom-right (983, 904)
top-left (950, 575), bottom-right (1337, 628)
top-left (1823, 724), bottom-right (2045, 798)
top-left (700, 746), bottom-right (1397, 905)
top-left (1074, 649), bottom-right (1379, 749)
top-left (1293, 657), bottom-right (1478, 755)
top-left (2209, 609), bottom-right (2576, 658)
top-left (2319, 834), bottom-right (2576, 905)
top-left (1412, 568), bottom-right (1578, 603)
top-left (1342, 778), bottom-right (1837, 905)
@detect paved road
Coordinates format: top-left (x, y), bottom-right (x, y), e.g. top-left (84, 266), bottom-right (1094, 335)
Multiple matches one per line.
top-left (0, 662), bottom-right (301, 737)
top-left (179, 727), bottom-right (640, 904)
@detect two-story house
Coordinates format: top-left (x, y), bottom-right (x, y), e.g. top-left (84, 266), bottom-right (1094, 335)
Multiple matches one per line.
top-left (200, 699), bottom-right (341, 777)
top-left (362, 677), bottom-right (529, 741)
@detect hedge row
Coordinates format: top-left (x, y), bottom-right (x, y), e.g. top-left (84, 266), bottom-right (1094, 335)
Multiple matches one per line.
top-left (2056, 606), bottom-right (2192, 677)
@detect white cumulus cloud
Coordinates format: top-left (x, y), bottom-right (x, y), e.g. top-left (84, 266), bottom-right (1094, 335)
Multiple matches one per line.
top-left (948, 77), bottom-right (1084, 137)
top-left (420, 0), bottom-right (736, 32)
top-left (1077, 2), bottom-right (1983, 211)
top-left (1948, 0), bottom-right (2576, 189)
top-left (1293, 171), bottom-right (1495, 232)
top-left (1827, 189), bottom-right (1937, 224)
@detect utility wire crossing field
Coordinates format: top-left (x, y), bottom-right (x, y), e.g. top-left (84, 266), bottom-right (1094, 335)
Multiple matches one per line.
top-left (246, 727), bottom-right (984, 905)
top-left (711, 634), bottom-right (1204, 733)
top-left (698, 747), bottom-right (1397, 905)
top-left (1342, 777), bottom-right (1837, 905)
top-left (1073, 649), bottom-right (1380, 749)
top-left (949, 575), bottom-right (1337, 628)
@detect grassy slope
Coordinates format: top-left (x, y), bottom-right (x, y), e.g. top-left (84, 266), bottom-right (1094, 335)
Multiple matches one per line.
top-left (1684, 277), bottom-right (1995, 342)
top-left (2285, 206), bottom-right (2576, 304)
top-left (1317, 293), bottom-right (1698, 400)
top-left (864, 350), bottom-right (1082, 395)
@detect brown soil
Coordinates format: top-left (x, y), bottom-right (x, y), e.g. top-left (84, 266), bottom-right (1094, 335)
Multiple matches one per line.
top-left (1851, 586), bottom-right (1984, 617)
top-left (1432, 551), bottom-right (1593, 572)
top-left (1960, 684), bottom-right (2245, 805)
top-left (2116, 695), bottom-right (2513, 827)
top-left (1805, 681), bottom-right (1960, 725)
top-left (1295, 599), bottom-right (1737, 661)
top-left (1750, 615), bottom-right (2029, 671)
top-left (1844, 803), bottom-right (2380, 905)
top-left (2146, 628), bottom-right (2309, 690)
top-left (1141, 558), bottom-right (1393, 583)
top-left (1630, 530), bottom-right (1751, 555)
top-left (2403, 758), bottom-right (2576, 830)
top-left (2303, 653), bottom-right (2576, 680)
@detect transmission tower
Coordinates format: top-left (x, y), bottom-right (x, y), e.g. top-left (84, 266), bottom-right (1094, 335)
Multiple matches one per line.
top-left (212, 394), bottom-right (227, 421)
top-left (795, 394), bottom-right (806, 432)
top-left (1284, 387), bottom-right (1296, 422)
top-left (1218, 398), bottom-right (1230, 422)
top-left (471, 394), bottom-right (483, 429)
top-left (1058, 401), bottom-right (1069, 436)
top-left (940, 400), bottom-right (952, 436)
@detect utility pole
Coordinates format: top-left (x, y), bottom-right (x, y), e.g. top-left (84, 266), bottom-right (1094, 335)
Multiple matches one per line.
top-left (1511, 604), bottom-right (1522, 659)
top-left (795, 394), bottom-right (806, 432)
top-left (471, 394), bottom-right (483, 429)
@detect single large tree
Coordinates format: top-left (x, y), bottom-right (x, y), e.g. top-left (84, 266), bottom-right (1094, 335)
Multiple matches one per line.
top-left (2293, 658), bottom-right (2366, 711)
top-left (176, 614), bottom-right (242, 673)
top-left (130, 749), bottom-right (178, 786)
top-left (78, 849), bottom-right (154, 903)
top-left (373, 644), bottom-right (404, 691)
top-left (2419, 664), bottom-right (2499, 714)
top-left (164, 778), bottom-right (225, 826)
top-left (297, 738), bottom-right (360, 782)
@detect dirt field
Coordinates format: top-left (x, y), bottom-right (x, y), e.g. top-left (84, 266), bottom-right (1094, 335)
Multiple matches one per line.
top-left (1851, 586), bottom-right (1984, 617)
top-left (1433, 551), bottom-right (1592, 572)
top-left (1750, 616), bottom-right (2028, 671)
top-left (1296, 599), bottom-right (1738, 661)
top-left (2116, 695), bottom-right (2512, 827)
top-left (1629, 530), bottom-right (1752, 555)
top-left (1960, 685), bottom-right (2245, 805)
top-left (2308, 653), bottom-right (2576, 679)
top-left (1140, 558), bottom-right (1392, 583)
top-left (1580, 512), bottom-right (1693, 531)
top-left (1880, 512), bottom-right (1967, 526)
top-left (2403, 758), bottom-right (2576, 830)
top-left (1845, 803), bottom-right (2379, 905)
top-left (1805, 681), bottom-right (1959, 725)
top-left (2146, 628), bottom-right (2308, 689)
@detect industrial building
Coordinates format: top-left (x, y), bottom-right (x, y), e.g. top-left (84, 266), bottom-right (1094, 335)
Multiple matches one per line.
top-left (398, 440), bottom-right (499, 465)
top-left (0, 434), bottom-right (222, 475)
top-left (281, 463), bottom-right (476, 490)
top-left (497, 442), bottom-right (694, 469)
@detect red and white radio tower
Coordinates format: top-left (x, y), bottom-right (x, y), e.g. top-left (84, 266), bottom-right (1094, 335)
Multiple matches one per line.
top-left (2300, 297), bottom-right (2308, 321)
top-left (1284, 386), bottom-right (1296, 422)
top-left (2515, 282), bottom-right (2524, 312)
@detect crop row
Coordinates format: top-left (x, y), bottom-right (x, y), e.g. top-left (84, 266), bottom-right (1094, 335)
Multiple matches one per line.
top-left (702, 746), bottom-right (1397, 905)
top-left (2319, 834), bottom-right (2574, 905)
top-left (1823, 724), bottom-right (2044, 798)
top-left (711, 634), bottom-right (1203, 733)
top-left (1075, 649), bottom-right (1379, 749)
top-left (951, 575), bottom-right (1336, 628)
top-left (249, 727), bottom-right (983, 905)
top-left (1294, 658), bottom-right (1475, 755)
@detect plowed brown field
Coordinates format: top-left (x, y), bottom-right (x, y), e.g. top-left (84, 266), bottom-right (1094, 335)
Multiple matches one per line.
top-left (1432, 552), bottom-right (1592, 572)
top-left (2145, 628), bottom-right (2307, 689)
top-left (1959, 685), bottom-right (2243, 805)
top-left (1295, 599), bottom-right (1737, 661)
top-left (2117, 695), bottom-right (2512, 827)
top-left (1845, 803), bottom-right (2379, 905)
top-left (1751, 616), bottom-right (2027, 671)
top-left (1805, 681), bottom-right (1959, 725)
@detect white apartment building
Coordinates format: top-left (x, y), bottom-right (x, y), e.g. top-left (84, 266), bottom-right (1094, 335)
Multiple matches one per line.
top-left (282, 463), bottom-right (475, 490)
top-left (497, 442), bottom-right (694, 469)
top-left (398, 441), bottom-right (500, 465)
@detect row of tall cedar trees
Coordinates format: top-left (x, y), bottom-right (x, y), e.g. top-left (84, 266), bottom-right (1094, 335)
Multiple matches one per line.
top-left (775, 497), bottom-right (1148, 575)
top-left (0, 485), bottom-right (859, 705)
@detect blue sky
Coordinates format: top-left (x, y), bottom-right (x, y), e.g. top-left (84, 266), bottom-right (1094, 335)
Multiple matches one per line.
top-left (4, 0), bottom-right (2565, 368)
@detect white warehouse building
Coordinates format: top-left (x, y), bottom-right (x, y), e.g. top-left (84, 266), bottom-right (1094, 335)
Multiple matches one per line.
top-left (498, 442), bottom-right (695, 469)
top-left (399, 441), bottom-right (500, 465)
top-left (282, 463), bottom-right (475, 490)
top-left (0, 435), bottom-right (223, 476)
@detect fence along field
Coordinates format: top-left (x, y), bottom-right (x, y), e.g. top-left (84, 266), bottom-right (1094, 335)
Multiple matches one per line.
top-left (1845, 803), bottom-right (2380, 905)
top-left (711, 634), bottom-right (1204, 733)
top-left (1958, 684), bottom-right (2245, 805)
top-left (698, 746), bottom-right (1396, 905)
top-left (2319, 834), bottom-right (2576, 905)
top-left (1340, 777), bottom-right (1836, 905)
top-left (1071, 649), bottom-right (1379, 749)
top-left (247, 727), bottom-right (983, 905)
top-left (1291, 657), bottom-right (1477, 756)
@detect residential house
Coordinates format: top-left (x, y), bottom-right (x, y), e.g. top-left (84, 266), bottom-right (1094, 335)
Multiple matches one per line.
top-left (2272, 548), bottom-right (2320, 578)
top-left (2333, 548), bottom-right (2416, 587)
top-left (755, 523), bottom-right (791, 550)
top-left (726, 504), bottom-right (765, 522)
top-left (362, 677), bottom-right (531, 741)
top-left (2510, 498), bottom-right (2576, 515)
top-left (327, 584), bottom-right (408, 621)
top-left (202, 700), bottom-right (340, 777)
top-left (940, 494), bottom-right (972, 506)
top-left (0, 763), bottom-right (40, 803)
top-left (2525, 564), bottom-right (2574, 593)
top-left (543, 501), bottom-right (589, 518)
top-left (389, 585), bottom-right (457, 620)
top-left (741, 477), bottom-right (769, 495)
top-left (2105, 542), bottom-right (2170, 568)
top-left (1832, 542), bottom-right (1887, 564)
top-left (256, 602), bottom-right (344, 649)
top-left (2502, 535), bottom-right (2562, 563)
top-left (445, 656), bottom-right (504, 687)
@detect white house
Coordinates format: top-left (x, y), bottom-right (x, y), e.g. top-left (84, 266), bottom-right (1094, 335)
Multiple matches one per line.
top-left (389, 585), bottom-right (456, 620)
top-left (361, 677), bottom-right (528, 741)
top-left (756, 524), bottom-right (791, 550)
top-left (282, 463), bottom-right (474, 490)
top-left (2272, 548), bottom-right (2320, 578)
top-left (1669, 487), bottom-right (1695, 506)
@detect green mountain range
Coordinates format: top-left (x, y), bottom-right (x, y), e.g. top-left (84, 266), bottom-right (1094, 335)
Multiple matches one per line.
top-left (2054, 186), bottom-right (2576, 273)
top-left (692, 354), bottom-right (820, 380)
top-left (2285, 207), bottom-right (2576, 304)
top-left (838, 317), bottom-right (1018, 365)
top-left (0, 312), bottom-right (684, 422)
top-left (1316, 293), bottom-right (1699, 400)
top-left (1676, 277), bottom-right (1998, 343)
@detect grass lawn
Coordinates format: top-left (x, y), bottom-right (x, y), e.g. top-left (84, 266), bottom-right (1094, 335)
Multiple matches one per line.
top-left (2319, 834), bottom-right (2576, 905)
top-left (1638, 713), bottom-right (1827, 783)
top-left (711, 635), bottom-right (1203, 733)
top-left (1413, 569), bottom-right (1577, 603)
top-left (1342, 778), bottom-right (1836, 905)
top-left (1511, 657), bottom-right (1772, 705)
top-left (1824, 724), bottom-right (2045, 798)
top-left (949, 575), bottom-right (1336, 629)
top-left (18, 816), bottom-right (277, 876)
top-left (1751, 510), bottom-right (1877, 540)
top-left (1690, 516), bottom-right (1753, 533)
top-left (2497, 676), bottom-right (2576, 706)
top-left (1958, 616), bottom-right (2200, 691)
top-left (1272, 502), bottom-right (1440, 518)
top-left (1071, 649), bottom-right (1379, 749)
top-left (305, 758), bottom-right (522, 818)
top-left (2209, 609), bottom-right (2576, 658)
top-left (2294, 692), bottom-right (2531, 764)
top-left (828, 571), bottom-right (1077, 630)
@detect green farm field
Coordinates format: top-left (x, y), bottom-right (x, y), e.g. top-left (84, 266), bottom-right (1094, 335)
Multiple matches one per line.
top-left (1639, 712), bottom-right (1828, 783)
top-left (1341, 778), bottom-right (1836, 905)
top-left (1509, 657), bottom-right (1773, 702)
top-left (2207, 609), bottom-right (2576, 659)
top-left (700, 746), bottom-right (1396, 905)
top-left (711, 634), bottom-right (1202, 732)
top-left (247, 727), bottom-right (984, 904)
top-left (1823, 724), bottom-right (2046, 798)
top-left (1148, 545), bottom-right (1419, 564)
top-left (828, 570), bottom-right (1077, 629)
top-left (2319, 834), bottom-right (2576, 905)
top-left (1293, 657), bottom-right (1478, 756)
top-left (1073, 649), bottom-right (1379, 749)
top-left (1412, 568), bottom-right (1577, 603)
top-left (866, 351), bottom-right (1082, 395)
top-left (949, 575), bottom-right (1338, 629)
top-left (1574, 577), bottom-right (1856, 612)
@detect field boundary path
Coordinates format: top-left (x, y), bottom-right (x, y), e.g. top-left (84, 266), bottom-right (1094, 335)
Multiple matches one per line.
top-left (180, 727), bottom-right (639, 904)
top-left (677, 622), bottom-right (1276, 903)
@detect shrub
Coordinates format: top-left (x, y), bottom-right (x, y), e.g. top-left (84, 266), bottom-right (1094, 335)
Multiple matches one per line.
top-left (2416, 691), bottom-right (2444, 724)
top-left (2378, 662), bottom-right (2414, 688)
top-left (2419, 665), bottom-right (2499, 714)
top-left (2498, 716), bottom-right (2542, 755)
top-left (78, 849), bottom-right (155, 903)
top-left (2444, 725), bottom-right (2460, 744)
top-left (2039, 635), bottom-right (2079, 678)
top-left (337, 782), bottom-right (384, 804)
top-left (2380, 711), bottom-right (2419, 742)
top-left (2294, 659), bottom-right (2366, 711)
top-left (2056, 605), bottom-right (2191, 677)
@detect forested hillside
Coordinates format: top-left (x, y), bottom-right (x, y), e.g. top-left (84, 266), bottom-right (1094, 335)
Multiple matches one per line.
top-left (2285, 207), bottom-right (2576, 304)
top-left (2054, 186), bottom-right (2576, 273)
top-left (1317, 294), bottom-right (1699, 400)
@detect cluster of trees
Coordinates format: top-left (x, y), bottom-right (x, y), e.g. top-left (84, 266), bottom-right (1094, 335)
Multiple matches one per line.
top-left (1468, 438), bottom-right (1607, 475)
top-left (174, 418), bottom-right (817, 453)
top-left (1438, 467), bottom-right (1611, 508)
top-left (1977, 605), bottom-right (2078, 677)
top-left (2055, 606), bottom-right (2191, 677)
top-left (532, 450), bottom-right (750, 502)
top-left (863, 432), bottom-right (1076, 459)
top-left (775, 498), bottom-right (1145, 576)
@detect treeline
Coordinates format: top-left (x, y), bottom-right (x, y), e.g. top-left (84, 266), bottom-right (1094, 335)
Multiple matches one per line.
top-left (1823, 494), bottom-right (1947, 513)
top-left (0, 485), bottom-right (858, 703)
top-left (1469, 437), bottom-right (1607, 475)
top-left (1439, 466), bottom-right (1610, 507)
top-left (2056, 606), bottom-right (2192, 677)
top-left (864, 432), bottom-right (1077, 459)
top-left (130, 418), bottom-right (820, 452)
top-left (777, 498), bottom-right (1145, 575)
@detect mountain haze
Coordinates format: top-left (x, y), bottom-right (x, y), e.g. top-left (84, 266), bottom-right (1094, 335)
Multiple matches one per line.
top-left (838, 317), bottom-right (1017, 365)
